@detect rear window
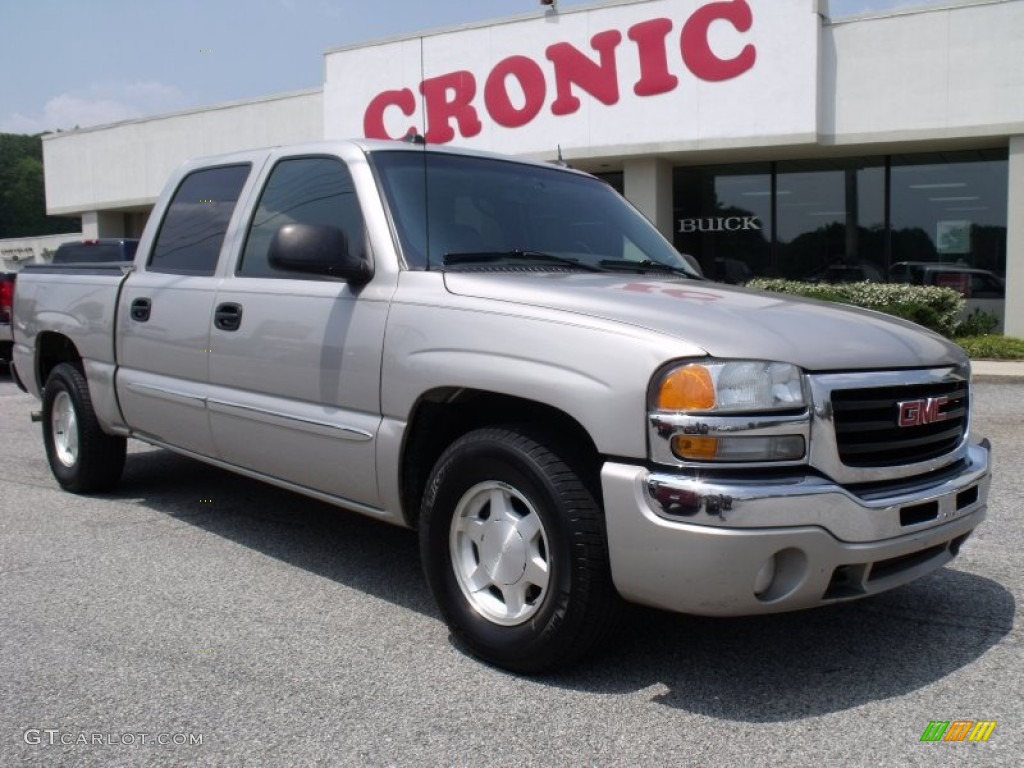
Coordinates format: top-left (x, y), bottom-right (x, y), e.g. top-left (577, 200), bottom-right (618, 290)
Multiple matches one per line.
top-left (53, 241), bottom-right (138, 264)
top-left (149, 164), bottom-right (251, 275)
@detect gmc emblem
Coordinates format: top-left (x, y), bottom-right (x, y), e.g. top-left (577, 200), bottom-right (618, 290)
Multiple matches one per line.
top-left (897, 396), bottom-right (950, 428)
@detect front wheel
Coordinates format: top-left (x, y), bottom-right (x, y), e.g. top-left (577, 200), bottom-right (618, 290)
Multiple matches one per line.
top-left (420, 426), bottom-right (622, 673)
top-left (42, 363), bottom-right (126, 493)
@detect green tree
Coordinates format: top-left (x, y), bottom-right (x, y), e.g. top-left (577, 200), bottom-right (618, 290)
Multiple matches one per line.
top-left (0, 132), bottom-right (80, 238)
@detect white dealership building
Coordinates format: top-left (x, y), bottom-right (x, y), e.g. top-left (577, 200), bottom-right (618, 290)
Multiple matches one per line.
top-left (40, 0), bottom-right (1024, 333)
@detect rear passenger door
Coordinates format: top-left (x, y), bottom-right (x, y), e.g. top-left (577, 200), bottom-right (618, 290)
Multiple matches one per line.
top-left (206, 154), bottom-right (390, 509)
top-left (116, 163), bottom-right (253, 456)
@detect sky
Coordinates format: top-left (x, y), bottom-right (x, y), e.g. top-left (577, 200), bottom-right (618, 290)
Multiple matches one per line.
top-left (0, 0), bottom-right (930, 135)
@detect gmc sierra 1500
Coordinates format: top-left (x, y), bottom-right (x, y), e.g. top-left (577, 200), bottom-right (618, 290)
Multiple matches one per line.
top-left (11, 139), bottom-right (991, 672)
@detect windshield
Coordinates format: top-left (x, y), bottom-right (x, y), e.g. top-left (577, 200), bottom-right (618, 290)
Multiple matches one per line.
top-left (371, 150), bottom-right (699, 276)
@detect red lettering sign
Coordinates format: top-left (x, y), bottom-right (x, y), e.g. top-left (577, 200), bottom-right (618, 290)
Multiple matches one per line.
top-left (363, 88), bottom-right (416, 140)
top-left (420, 71), bottom-right (482, 144)
top-left (484, 56), bottom-right (547, 128)
top-left (362, 0), bottom-right (757, 142)
top-left (546, 30), bottom-right (623, 116)
top-left (628, 18), bottom-right (679, 97)
top-left (680, 0), bottom-right (757, 82)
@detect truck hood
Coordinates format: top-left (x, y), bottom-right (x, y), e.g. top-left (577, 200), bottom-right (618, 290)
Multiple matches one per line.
top-left (443, 272), bottom-right (966, 372)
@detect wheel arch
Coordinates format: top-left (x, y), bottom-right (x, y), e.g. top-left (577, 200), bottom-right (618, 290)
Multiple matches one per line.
top-left (36, 332), bottom-right (84, 391)
top-left (399, 388), bottom-right (602, 528)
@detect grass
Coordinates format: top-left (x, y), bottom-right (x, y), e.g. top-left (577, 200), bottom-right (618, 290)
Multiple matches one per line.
top-left (955, 335), bottom-right (1024, 360)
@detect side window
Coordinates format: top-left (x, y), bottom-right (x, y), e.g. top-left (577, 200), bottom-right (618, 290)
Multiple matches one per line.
top-left (149, 164), bottom-right (250, 275)
top-left (239, 157), bottom-right (366, 278)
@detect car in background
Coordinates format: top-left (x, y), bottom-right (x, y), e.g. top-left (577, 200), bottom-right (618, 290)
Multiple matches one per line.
top-left (0, 271), bottom-right (14, 363)
top-left (52, 238), bottom-right (139, 265)
top-left (809, 260), bottom-right (884, 284)
top-left (888, 262), bottom-right (1004, 298)
top-left (710, 257), bottom-right (753, 284)
top-left (889, 261), bottom-right (1005, 330)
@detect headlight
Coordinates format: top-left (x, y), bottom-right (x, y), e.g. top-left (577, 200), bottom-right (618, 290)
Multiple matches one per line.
top-left (657, 361), bottom-right (806, 413)
top-left (650, 360), bottom-right (810, 465)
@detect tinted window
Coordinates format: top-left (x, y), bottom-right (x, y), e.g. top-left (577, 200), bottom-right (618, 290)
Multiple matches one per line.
top-left (239, 157), bottom-right (366, 277)
top-left (149, 164), bottom-right (250, 275)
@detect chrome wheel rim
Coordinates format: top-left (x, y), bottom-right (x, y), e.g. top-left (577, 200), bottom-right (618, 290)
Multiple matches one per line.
top-left (449, 481), bottom-right (551, 626)
top-left (51, 391), bottom-right (79, 467)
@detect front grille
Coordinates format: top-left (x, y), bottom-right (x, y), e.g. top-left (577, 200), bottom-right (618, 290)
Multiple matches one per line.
top-left (831, 380), bottom-right (968, 467)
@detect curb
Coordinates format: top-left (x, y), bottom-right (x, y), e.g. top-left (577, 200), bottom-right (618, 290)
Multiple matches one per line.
top-left (973, 373), bottom-right (1024, 383)
top-left (971, 360), bottom-right (1024, 383)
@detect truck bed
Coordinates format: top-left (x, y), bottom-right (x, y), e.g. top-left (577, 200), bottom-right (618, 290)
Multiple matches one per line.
top-left (12, 263), bottom-right (130, 397)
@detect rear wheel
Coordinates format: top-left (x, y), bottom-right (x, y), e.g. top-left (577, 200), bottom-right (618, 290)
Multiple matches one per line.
top-left (42, 363), bottom-right (126, 493)
top-left (420, 426), bottom-right (621, 673)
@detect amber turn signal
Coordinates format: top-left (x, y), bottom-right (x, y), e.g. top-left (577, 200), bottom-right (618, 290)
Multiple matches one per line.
top-left (671, 436), bottom-right (719, 460)
top-left (658, 364), bottom-right (715, 411)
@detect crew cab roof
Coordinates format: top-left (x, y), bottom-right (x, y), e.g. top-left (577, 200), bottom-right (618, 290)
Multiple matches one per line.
top-left (174, 138), bottom-right (585, 178)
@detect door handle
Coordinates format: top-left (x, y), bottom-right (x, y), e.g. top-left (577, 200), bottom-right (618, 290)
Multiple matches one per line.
top-left (214, 302), bottom-right (243, 332)
top-left (130, 298), bottom-right (151, 322)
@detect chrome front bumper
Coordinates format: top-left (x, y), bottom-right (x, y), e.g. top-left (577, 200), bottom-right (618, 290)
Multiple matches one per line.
top-left (601, 442), bottom-right (990, 616)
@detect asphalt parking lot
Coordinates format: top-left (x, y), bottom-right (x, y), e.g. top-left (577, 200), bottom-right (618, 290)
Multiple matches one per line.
top-left (0, 368), bottom-right (1020, 767)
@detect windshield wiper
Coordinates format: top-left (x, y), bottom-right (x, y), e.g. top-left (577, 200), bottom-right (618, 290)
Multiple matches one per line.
top-left (443, 250), bottom-right (607, 272)
top-left (597, 259), bottom-right (701, 279)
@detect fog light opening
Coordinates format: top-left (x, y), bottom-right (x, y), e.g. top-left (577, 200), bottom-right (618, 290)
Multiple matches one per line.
top-left (754, 547), bottom-right (809, 603)
top-left (754, 556), bottom-right (777, 597)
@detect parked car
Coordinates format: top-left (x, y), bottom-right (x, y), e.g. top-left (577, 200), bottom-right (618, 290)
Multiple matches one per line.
top-left (52, 238), bottom-right (139, 265)
top-left (11, 139), bottom-right (991, 672)
top-left (0, 272), bottom-right (14, 363)
top-left (710, 257), bottom-right (753, 284)
top-left (809, 260), bottom-right (884, 284)
top-left (888, 262), bottom-right (1005, 299)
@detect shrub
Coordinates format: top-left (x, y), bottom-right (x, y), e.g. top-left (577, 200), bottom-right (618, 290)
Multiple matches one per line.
top-left (955, 309), bottom-right (1000, 338)
top-left (956, 335), bottom-right (1024, 360)
top-left (746, 279), bottom-right (964, 338)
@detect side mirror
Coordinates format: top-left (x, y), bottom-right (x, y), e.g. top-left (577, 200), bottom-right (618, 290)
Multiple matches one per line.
top-left (678, 250), bottom-right (704, 278)
top-left (268, 223), bottom-right (372, 284)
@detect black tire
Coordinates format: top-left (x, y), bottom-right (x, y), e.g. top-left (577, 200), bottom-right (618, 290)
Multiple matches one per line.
top-left (41, 363), bottom-right (126, 493)
top-left (420, 426), bottom-right (622, 673)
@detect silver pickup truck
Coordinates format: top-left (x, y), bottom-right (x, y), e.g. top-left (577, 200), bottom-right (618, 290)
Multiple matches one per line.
top-left (11, 140), bottom-right (991, 672)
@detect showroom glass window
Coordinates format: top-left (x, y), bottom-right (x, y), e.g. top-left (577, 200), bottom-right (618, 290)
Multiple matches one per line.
top-left (890, 149), bottom-right (1007, 277)
top-left (673, 163), bottom-right (773, 282)
top-left (672, 149), bottom-right (1006, 287)
top-left (775, 158), bottom-right (885, 281)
